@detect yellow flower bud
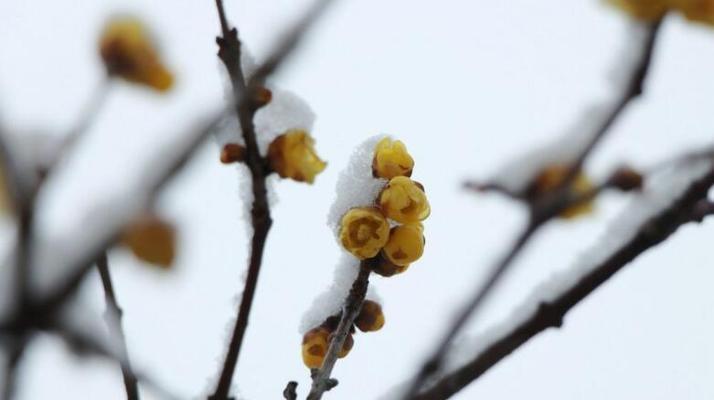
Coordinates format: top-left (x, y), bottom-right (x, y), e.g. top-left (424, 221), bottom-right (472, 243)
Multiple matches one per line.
top-left (378, 176), bottom-right (430, 223)
top-left (532, 165), bottom-right (595, 220)
top-left (606, 0), bottom-right (669, 21)
top-left (339, 207), bottom-right (390, 259)
top-left (99, 16), bottom-right (174, 92)
top-left (372, 137), bottom-right (414, 179)
top-left (122, 213), bottom-right (176, 268)
top-left (671, 0), bottom-right (714, 25)
top-left (382, 223), bottom-right (425, 266)
top-left (267, 130), bottom-right (326, 184)
top-left (355, 300), bottom-right (385, 333)
top-left (337, 333), bottom-right (354, 359)
top-left (302, 327), bottom-right (330, 369)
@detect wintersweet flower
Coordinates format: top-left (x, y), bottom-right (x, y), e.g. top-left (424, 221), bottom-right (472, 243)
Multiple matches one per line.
top-left (267, 130), bottom-right (326, 184)
top-left (532, 165), bottom-right (595, 220)
top-left (369, 257), bottom-right (409, 277)
top-left (99, 16), bottom-right (174, 92)
top-left (355, 300), bottom-right (385, 333)
top-left (382, 223), bottom-right (425, 266)
top-left (122, 213), bottom-right (176, 268)
top-left (606, 0), bottom-right (669, 21)
top-left (372, 137), bottom-right (414, 179)
top-left (378, 176), bottom-right (430, 223)
top-left (301, 327), bottom-right (330, 369)
top-left (339, 207), bottom-right (390, 259)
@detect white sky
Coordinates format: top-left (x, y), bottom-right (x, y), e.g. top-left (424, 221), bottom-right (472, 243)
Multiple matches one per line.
top-left (1, 0), bottom-right (714, 399)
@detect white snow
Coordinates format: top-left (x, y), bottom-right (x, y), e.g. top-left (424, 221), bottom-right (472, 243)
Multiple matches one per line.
top-left (326, 135), bottom-right (389, 237)
top-left (488, 20), bottom-right (652, 194)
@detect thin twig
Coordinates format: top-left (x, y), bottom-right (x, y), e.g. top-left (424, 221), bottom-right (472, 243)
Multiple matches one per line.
top-left (2, 336), bottom-right (28, 400)
top-left (283, 381), bottom-right (298, 400)
top-left (411, 164), bottom-right (714, 400)
top-left (400, 20), bottom-right (663, 400)
top-left (209, 1), bottom-right (336, 398)
top-left (97, 252), bottom-right (140, 400)
top-left (307, 264), bottom-right (371, 400)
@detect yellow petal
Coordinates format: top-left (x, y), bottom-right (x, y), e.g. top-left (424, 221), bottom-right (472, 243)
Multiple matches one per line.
top-left (378, 176), bottom-right (430, 223)
top-left (354, 300), bottom-right (385, 333)
top-left (268, 130), bottom-right (326, 184)
top-left (372, 137), bottom-right (414, 179)
top-left (339, 207), bottom-right (390, 259)
top-left (531, 165), bottom-right (595, 220)
top-left (122, 213), bottom-right (176, 268)
top-left (606, 0), bottom-right (669, 20)
top-left (301, 327), bottom-right (330, 369)
top-left (382, 223), bottom-right (424, 266)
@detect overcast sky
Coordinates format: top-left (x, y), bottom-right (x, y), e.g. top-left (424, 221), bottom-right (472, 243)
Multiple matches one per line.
top-left (2, 0), bottom-right (714, 399)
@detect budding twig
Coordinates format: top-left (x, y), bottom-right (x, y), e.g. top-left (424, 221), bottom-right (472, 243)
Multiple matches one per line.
top-left (307, 264), bottom-right (371, 400)
top-left (410, 163), bottom-right (714, 400)
top-left (401, 20), bottom-right (663, 400)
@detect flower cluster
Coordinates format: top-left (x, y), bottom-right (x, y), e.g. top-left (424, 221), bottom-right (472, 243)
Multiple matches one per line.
top-left (608, 0), bottom-right (714, 26)
top-left (300, 137), bottom-right (429, 369)
top-left (339, 138), bottom-right (430, 276)
top-left (99, 16), bottom-right (174, 92)
top-left (302, 300), bottom-right (384, 369)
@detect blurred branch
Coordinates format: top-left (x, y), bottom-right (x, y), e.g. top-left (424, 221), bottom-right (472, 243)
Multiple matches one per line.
top-left (283, 381), bottom-right (298, 400)
top-left (411, 163), bottom-right (714, 400)
top-left (400, 20), bottom-right (663, 400)
top-left (97, 252), bottom-right (140, 400)
top-left (306, 263), bottom-right (371, 400)
top-left (2, 336), bottom-right (28, 400)
top-left (209, 1), bottom-right (335, 399)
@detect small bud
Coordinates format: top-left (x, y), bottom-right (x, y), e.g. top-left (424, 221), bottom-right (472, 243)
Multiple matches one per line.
top-left (267, 130), bottom-right (326, 184)
top-left (378, 176), bottom-right (430, 223)
top-left (302, 327), bottom-right (330, 369)
top-left (339, 207), bottom-right (390, 259)
top-left (337, 333), bottom-right (354, 359)
top-left (382, 223), bottom-right (424, 267)
top-left (531, 165), bottom-right (595, 220)
top-left (220, 143), bottom-right (246, 164)
top-left (609, 166), bottom-right (643, 191)
top-left (368, 256), bottom-right (409, 277)
top-left (253, 86), bottom-right (273, 106)
top-left (606, 0), bottom-right (669, 21)
top-left (122, 213), bottom-right (176, 268)
top-left (99, 16), bottom-right (174, 92)
top-left (372, 137), bottom-right (414, 179)
top-left (355, 300), bottom-right (385, 333)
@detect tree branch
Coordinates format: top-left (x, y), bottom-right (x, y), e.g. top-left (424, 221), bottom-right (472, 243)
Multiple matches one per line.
top-left (412, 164), bottom-right (714, 400)
top-left (307, 263), bottom-right (371, 400)
top-left (400, 20), bottom-right (663, 400)
top-left (97, 252), bottom-right (140, 400)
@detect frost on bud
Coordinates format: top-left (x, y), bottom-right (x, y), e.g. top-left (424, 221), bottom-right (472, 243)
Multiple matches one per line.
top-left (99, 16), bottom-right (174, 92)
top-left (609, 166), bottom-right (643, 191)
top-left (372, 137), bottom-right (414, 179)
top-left (382, 223), bottom-right (424, 267)
top-left (302, 326), bottom-right (329, 369)
top-left (220, 143), bottom-right (246, 164)
top-left (368, 256), bottom-right (409, 277)
top-left (339, 207), bottom-right (390, 259)
top-left (121, 213), bottom-right (176, 268)
top-left (531, 165), bottom-right (595, 220)
top-left (671, 0), bottom-right (714, 26)
top-left (267, 130), bottom-right (326, 184)
top-left (606, 0), bottom-right (669, 21)
top-left (378, 176), bottom-right (430, 223)
top-left (355, 300), bottom-right (385, 333)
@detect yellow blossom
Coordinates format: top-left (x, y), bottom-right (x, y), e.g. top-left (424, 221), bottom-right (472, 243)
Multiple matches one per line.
top-left (372, 137), bottom-right (414, 179)
top-left (378, 176), bottom-right (430, 223)
top-left (606, 0), bottom-right (669, 20)
top-left (671, 0), bottom-right (714, 25)
top-left (355, 300), bottom-right (385, 333)
top-left (267, 130), bottom-right (326, 184)
top-left (339, 207), bottom-right (390, 259)
top-left (99, 16), bottom-right (174, 91)
top-left (301, 327), bottom-right (330, 369)
top-left (532, 165), bottom-right (595, 220)
top-left (368, 256), bottom-right (410, 277)
top-left (382, 223), bottom-right (425, 267)
top-left (122, 213), bottom-right (176, 268)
